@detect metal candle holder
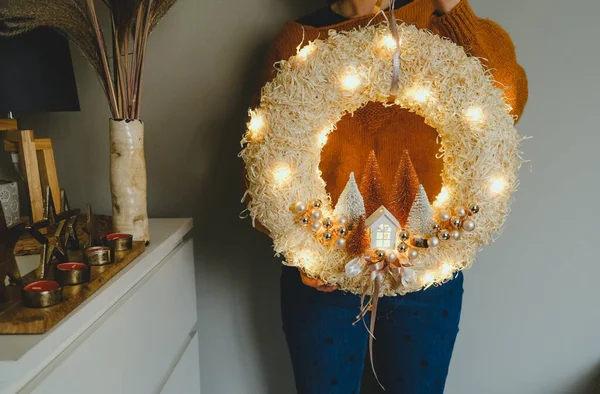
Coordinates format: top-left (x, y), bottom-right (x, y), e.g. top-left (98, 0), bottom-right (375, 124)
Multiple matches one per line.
top-left (104, 233), bottom-right (133, 252)
top-left (22, 280), bottom-right (63, 308)
top-left (56, 262), bottom-right (90, 285)
top-left (85, 246), bottom-right (112, 266)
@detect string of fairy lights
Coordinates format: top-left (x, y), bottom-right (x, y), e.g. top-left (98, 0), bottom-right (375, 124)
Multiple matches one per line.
top-left (241, 23), bottom-right (518, 295)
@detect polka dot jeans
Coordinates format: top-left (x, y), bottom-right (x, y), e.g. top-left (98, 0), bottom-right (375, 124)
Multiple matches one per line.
top-left (281, 266), bottom-right (463, 394)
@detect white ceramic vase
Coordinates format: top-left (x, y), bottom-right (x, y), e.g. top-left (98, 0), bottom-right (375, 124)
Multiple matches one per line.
top-left (109, 119), bottom-right (149, 242)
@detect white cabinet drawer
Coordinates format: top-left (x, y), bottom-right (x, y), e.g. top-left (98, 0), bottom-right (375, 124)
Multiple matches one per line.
top-left (161, 331), bottom-right (201, 394)
top-left (28, 239), bottom-right (197, 394)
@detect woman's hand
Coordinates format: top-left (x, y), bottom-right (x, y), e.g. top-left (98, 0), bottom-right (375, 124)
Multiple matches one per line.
top-left (299, 270), bottom-right (337, 293)
top-left (431, 0), bottom-right (461, 14)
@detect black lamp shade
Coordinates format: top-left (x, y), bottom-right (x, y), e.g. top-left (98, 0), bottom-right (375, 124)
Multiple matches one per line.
top-left (0, 27), bottom-right (80, 113)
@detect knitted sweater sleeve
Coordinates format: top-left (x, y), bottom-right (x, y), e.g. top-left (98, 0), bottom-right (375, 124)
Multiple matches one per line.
top-left (430, 0), bottom-right (528, 121)
top-left (250, 22), bottom-right (302, 108)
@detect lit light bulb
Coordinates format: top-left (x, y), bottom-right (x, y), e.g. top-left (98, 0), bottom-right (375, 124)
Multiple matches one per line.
top-left (296, 249), bottom-right (318, 270)
top-left (490, 177), bottom-right (506, 195)
top-left (421, 272), bottom-right (434, 285)
top-left (248, 113), bottom-right (264, 134)
top-left (273, 164), bottom-right (292, 185)
top-left (297, 249), bottom-right (313, 261)
top-left (465, 106), bottom-right (485, 123)
top-left (408, 87), bottom-right (431, 103)
top-left (297, 44), bottom-right (314, 60)
top-left (341, 72), bottom-right (361, 91)
top-left (440, 263), bottom-right (453, 277)
top-left (382, 35), bottom-right (398, 50)
top-left (318, 129), bottom-right (329, 147)
top-left (435, 187), bottom-right (449, 205)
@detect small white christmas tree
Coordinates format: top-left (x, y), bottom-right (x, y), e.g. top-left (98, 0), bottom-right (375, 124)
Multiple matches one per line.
top-left (334, 172), bottom-right (366, 224)
top-left (405, 185), bottom-right (436, 237)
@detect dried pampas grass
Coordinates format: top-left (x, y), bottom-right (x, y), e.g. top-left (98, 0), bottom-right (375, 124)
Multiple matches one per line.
top-left (240, 23), bottom-right (522, 296)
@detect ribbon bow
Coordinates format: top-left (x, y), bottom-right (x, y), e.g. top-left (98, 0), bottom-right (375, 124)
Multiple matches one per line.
top-left (353, 254), bottom-right (404, 390)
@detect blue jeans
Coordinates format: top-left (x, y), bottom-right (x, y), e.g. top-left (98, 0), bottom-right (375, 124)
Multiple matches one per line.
top-left (281, 266), bottom-right (463, 394)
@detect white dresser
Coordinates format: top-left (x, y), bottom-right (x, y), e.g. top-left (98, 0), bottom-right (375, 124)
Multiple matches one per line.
top-left (0, 219), bottom-right (200, 394)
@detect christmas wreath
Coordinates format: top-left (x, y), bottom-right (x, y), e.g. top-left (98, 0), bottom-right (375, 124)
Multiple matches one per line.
top-left (241, 22), bottom-right (521, 297)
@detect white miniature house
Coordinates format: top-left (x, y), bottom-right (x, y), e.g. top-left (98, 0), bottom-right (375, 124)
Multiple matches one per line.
top-left (365, 205), bottom-right (401, 250)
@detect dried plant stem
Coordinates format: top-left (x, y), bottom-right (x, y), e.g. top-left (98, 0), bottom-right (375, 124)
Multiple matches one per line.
top-left (111, 18), bottom-right (123, 113)
top-left (135, 0), bottom-right (153, 118)
top-left (86, 0), bottom-right (120, 118)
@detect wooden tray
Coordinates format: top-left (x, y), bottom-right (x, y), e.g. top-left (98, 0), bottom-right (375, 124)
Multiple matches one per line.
top-left (0, 241), bottom-right (145, 334)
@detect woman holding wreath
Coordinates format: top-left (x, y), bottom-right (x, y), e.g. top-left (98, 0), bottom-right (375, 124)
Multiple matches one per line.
top-left (249, 0), bottom-right (528, 392)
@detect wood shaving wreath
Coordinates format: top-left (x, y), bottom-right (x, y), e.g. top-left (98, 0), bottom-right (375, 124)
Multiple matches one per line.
top-left (241, 22), bottom-right (522, 296)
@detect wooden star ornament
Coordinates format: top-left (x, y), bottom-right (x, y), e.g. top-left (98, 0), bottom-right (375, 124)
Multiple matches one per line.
top-left (26, 187), bottom-right (70, 279)
top-left (58, 189), bottom-right (81, 250)
top-left (83, 202), bottom-right (100, 249)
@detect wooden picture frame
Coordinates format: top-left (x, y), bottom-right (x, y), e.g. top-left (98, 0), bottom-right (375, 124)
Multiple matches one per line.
top-left (1, 119), bottom-right (61, 223)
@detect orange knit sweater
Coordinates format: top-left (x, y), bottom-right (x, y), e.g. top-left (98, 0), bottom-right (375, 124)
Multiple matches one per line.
top-left (256, 0), bottom-right (528, 208)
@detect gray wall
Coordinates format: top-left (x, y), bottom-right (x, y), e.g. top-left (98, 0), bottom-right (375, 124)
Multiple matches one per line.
top-left (8, 0), bottom-right (600, 393)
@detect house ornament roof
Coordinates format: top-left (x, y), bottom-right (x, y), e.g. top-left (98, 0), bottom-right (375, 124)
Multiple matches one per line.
top-left (365, 205), bottom-right (402, 229)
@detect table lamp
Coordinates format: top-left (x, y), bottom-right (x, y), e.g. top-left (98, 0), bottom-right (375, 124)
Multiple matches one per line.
top-left (0, 27), bottom-right (80, 114)
top-left (0, 27), bottom-right (80, 223)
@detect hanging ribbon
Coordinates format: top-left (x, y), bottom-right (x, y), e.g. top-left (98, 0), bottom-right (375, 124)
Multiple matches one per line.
top-left (339, 1), bottom-right (403, 389)
top-left (353, 253), bottom-right (404, 390)
top-left (389, 0), bottom-right (402, 99)
top-left (351, 6), bottom-right (404, 388)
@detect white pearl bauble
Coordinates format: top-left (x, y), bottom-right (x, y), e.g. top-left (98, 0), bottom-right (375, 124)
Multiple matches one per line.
top-left (310, 209), bottom-right (322, 221)
top-left (462, 219), bottom-right (476, 232)
top-left (292, 202), bottom-right (307, 215)
top-left (439, 211), bottom-right (451, 222)
top-left (428, 236), bottom-right (440, 247)
top-left (407, 248), bottom-right (419, 260)
top-left (310, 221), bottom-right (322, 232)
top-left (336, 216), bottom-right (349, 226)
top-left (455, 206), bottom-right (467, 217)
top-left (385, 252), bottom-right (398, 264)
top-left (450, 229), bottom-right (461, 240)
top-left (335, 237), bottom-right (347, 249)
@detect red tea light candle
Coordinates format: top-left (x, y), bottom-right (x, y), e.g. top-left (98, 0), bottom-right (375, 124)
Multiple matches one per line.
top-left (22, 280), bottom-right (63, 308)
top-left (104, 233), bottom-right (133, 252)
top-left (57, 262), bottom-right (90, 286)
top-left (85, 246), bottom-right (112, 266)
